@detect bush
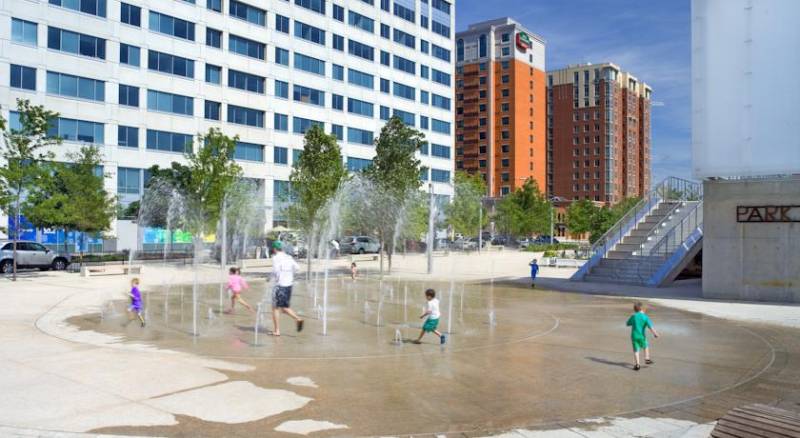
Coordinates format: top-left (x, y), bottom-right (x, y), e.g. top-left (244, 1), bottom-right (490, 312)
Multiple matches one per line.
top-left (542, 250), bottom-right (558, 258)
top-left (523, 243), bottom-right (578, 252)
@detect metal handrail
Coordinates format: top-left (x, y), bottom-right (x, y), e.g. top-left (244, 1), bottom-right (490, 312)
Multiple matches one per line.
top-left (649, 201), bottom-right (703, 259)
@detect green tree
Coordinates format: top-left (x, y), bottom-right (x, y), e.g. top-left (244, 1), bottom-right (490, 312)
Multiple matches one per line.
top-left (494, 179), bottom-right (551, 237)
top-left (587, 197), bottom-right (641, 243)
top-left (286, 125), bottom-right (347, 273)
top-left (446, 171), bottom-right (488, 238)
top-left (363, 117), bottom-right (424, 273)
top-left (565, 199), bottom-right (597, 236)
top-left (0, 99), bottom-right (60, 279)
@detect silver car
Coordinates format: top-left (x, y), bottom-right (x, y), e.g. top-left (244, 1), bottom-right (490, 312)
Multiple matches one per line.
top-left (340, 236), bottom-right (380, 254)
top-left (0, 240), bottom-right (71, 273)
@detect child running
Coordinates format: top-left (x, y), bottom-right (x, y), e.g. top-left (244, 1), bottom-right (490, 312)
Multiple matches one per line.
top-left (529, 258), bottom-right (539, 288)
top-left (414, 288), bottom-right (446, 345)
top-left (350, 262), bottom-right (358, 281)
top-left (127, 278), bottom-right (145, 327)
top-left (626, 302), bottom-right (659, 371)
top-left (224, 267), bottom-right (255, 314)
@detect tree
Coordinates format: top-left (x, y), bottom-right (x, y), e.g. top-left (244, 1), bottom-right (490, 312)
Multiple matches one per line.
top-left (565, 199), bottom-right (597, 236)
top-left (363, 117), bottom-right (424, 273)
top-left (24, 146), bottom-right (116, 254)
top-left (446, 171), bottom-right (488, 237)
top-left (587, 197), bottom-right (641, 243)
top-left (494, 179), bottom-right (551, 237)
top-left (0, 99), bottom-right (60, 280)
top-left (286, 125), bottom-right (348, 274)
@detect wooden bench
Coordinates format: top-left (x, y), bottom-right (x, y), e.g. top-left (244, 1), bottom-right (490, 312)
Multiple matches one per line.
top-left (80, 265), bottom-right (142, 277)
top-left (712, 404), bottom-right (800, 438)
top-left (487, 245), bottom-right (505, 251)
top-left (349, 254), bottom-right (379, 262)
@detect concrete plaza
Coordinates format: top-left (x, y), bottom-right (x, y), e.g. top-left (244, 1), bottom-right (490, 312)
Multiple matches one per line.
top-left (1, 251), bottom-right (799, 437)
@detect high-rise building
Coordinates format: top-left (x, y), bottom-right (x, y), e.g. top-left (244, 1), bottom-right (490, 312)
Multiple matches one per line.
top-left (0, 0), bottom-right (455, 247)
top-left (454, 18), bottom-right (546, 197)
top-left (547, 63), bottom-right (651, 204)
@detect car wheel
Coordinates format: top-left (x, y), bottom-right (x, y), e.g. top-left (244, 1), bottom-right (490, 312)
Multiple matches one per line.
top-left (52, 258), bottom-right (67, 271)
top-left (0, 260), bottom-right (12, 274)
top-left (358, 248), bottom-right (365, 254)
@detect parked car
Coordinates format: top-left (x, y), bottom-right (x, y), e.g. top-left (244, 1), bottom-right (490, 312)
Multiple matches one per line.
top-left (0, 240), bottom-right (71, 273)
top-left (516, 237), bottom-right (532, 248)
top-left (533, 236), bottom-right (560, 245)
top-left (451, 238), bottom-right (477, 251)
top-left (340, 236), bottom-right (381, 254)
top-left (491, 235), bottom-right (510, 246)
top-left (469, 237), bottom-right (487, 248)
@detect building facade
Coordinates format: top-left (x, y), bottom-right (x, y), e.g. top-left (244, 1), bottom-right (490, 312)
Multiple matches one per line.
top-left (454, 18), bottom-right (546, 197)
top-left (0, 0), bottom-right (455, 247)
top-left (547, 63), bottom-right (651, 204)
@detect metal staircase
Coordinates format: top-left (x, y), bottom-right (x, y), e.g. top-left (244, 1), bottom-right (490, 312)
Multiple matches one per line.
top-left (572, 177), bottom-right (703, 286)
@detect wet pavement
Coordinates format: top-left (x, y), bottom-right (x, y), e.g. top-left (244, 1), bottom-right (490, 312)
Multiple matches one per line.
top-left (64, 275), bottom-right (800, 437)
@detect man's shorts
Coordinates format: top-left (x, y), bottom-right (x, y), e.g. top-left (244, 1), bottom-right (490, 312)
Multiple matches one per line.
top-left (632, 337), bottom-right (648, 352)
top-left (273, 285), bottom-right (293, 308)
top-left (422, 317), bottom-right (439, 332)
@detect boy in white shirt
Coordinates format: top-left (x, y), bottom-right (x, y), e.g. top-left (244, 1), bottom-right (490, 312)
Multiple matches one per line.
top-left (414, 288), bottom-right (446, 345)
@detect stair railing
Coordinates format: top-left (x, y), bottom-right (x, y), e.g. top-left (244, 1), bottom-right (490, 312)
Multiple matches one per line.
top-left (572, 176), bottom-right (702, 281)
top-left (643, 200), bottom-right (704, 286)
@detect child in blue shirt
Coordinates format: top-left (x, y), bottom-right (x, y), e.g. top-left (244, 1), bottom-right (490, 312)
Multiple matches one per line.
top-left (529, 258), bottom-right (539, 288)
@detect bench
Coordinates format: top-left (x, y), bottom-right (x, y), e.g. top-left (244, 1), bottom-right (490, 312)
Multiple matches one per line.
top-left (487, 245), bottom-right (504, 251)
top-left (545, 258), bottom-right (585, 268)
top-left (80, 265), bottom-right (142, 277)
top-left (237, 258), bottom-right (273, 269)
top-left (712, 404), bottom-right (800, 437)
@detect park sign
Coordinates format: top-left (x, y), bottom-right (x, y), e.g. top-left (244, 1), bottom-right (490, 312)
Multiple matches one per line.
top-left (516, 32), bottom-right (532, 52)
top-left (736, 205), bottom-right (800, 223)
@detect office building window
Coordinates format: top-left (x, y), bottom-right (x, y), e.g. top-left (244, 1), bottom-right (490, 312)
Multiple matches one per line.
top-left (205, 64), bottom-right (221, 84)
top-left (229, 0), bottom-right (265, 26)
top-left (235, 142), bottom-right (263, 161)
top-left (148, 50), bottom-right (194, 78)
top-left (10, 65), bottom-right (36, 91)
top-left (331, 124), bottom-right (343, 140)
top-left (293, 84), bottom-right (325, 107)
top-left (420, 90), bottom-right (429, 104)
top-left (431, 68), bottom-right (450, 86)
top-left (347, 127), bottom-right (373, 145)
top-left (294, 52), bottom-right (325, 75)
top-left (117, 168), bottom-right (140, 194)
top-left (275, 80), bottom-right (288, 98)
top-left (393, 29), bottom-right (415, 48)
top-left (52, 0), bottom-right (107, 17)
top-left (333, 5), bottom-right (344, 22)
top-left (431, 143), bottom-right (449, 159)
top-left (420, 116), bottom-right (428, 130)
top-left (120, 3), bottom-right (140, 26)
top-left (347, 68), bottom-right (373, 89)
top-left (148, 11), bottom-right (195, 41)
top-left (393, 55), bottom-right (415, 74)
top-left (204, 100), bottom-right (220, 120)
top-left (347, 157), bottom-right (372, 172)
top-left (206, 28), bottom-right (222, 48)
top-left (48, 117), bottom-right (104, 143)
top-left (11, 18), bottom-right (37, 46)
top-left (380, 0), bottom-right (389, 12)
top-left (332, 64), bottom-right (344, 80)
top-left (431, 93), bottom-right (450, 110)
top-left (420, 65), bottom-right (429, 79)
top-left (274, 113), bottom-right (288, 131)
top-left (119, 43), bottom-right (140, 66)
top-left (229, 34), bottom-right (265, 60)
top-left (348, 11), bottom-right (374, 33)
top-left (47, 27), bottom-right (106, 58)
top-left (227, 105), bottom-right (264, 127)
top-left (273, 146), bottom-right (288, 164)
top-left (275, 14), bottom-right (290, 33)
top-left (348, 39), bottom-right (374, 61)
top-left (147, 90), bottom-right (193, 115)
top-left (393, 3), bottom-right (414, 23)
top-left (207, 0), bottom-right (222, 12)
top-left (228, 69), bottom-right (265, 94)
top-left (431, 168), bottom-right (450, 183)
top-left (380, 78), bottom-right (390, 93)
top-left (293, 117), bottom-right (323, 134)
top-left (380, 23), bottom-right (390, 39)
top-left (47, 71), bottom-right (105, 102)
top-left (379, 105), bottom-right (390, 121)
top-left (332, 34), bottom-right (344, 51)
top-left (431, 44), bottom-right (450, 62)
top-left (117, 83), bottom-right (138, 106)
top-left (275, 47), bottom-right (289, 65)
top-left (117, 125), bottom-right (138, 148)
top-left (146, 129), bottom-right (192, 153)
top-left (347, 98), bottom-right (373, 117)
top-left (431, 118), bottom-right (449, 134)
top-left (393, 82), bottom-right (415, 100)
top-left (295, 0), bottom-right (325, 14)
top-left (431, 19), bottom-right (449, 37)
top-left (393, 108), bottom-right (414, 126)
top-left (380, 51), bottom-right (390, 66)
top-left (294, 21), bottom-right (325, 45)
top-left (332, 94), bottom-right (343, 110)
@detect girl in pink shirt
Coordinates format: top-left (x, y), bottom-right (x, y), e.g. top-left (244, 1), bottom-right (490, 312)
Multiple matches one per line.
top-left (224, 267), bottom-right (255, 314)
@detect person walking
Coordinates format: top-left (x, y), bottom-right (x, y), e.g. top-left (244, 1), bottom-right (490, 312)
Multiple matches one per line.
top-left (270, 241), bottom-right (304, 336)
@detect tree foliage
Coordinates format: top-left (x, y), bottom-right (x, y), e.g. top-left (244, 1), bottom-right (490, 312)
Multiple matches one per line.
top-left (361, 117), bottom-right (425, 273)
top-left (565, 199), bottom-right (596, 235)
top-left (494, 179), bottom-right (551, 237)
top-left (446, 171), bottom-right (487, 237)
top-left (287, 125), bottom-right (348, 238)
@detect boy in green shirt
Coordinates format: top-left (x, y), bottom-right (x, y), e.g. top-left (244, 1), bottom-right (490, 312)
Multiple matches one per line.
top-left (626, 302), bottom-right (659, 371)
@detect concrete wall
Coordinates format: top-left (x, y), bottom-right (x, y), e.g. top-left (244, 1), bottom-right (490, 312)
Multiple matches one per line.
top-left (703, 179), bottom-right (800, 303)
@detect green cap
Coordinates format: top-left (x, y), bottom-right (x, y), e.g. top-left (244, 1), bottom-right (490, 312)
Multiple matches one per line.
top-left (272, 240), bottom-right (283, 250)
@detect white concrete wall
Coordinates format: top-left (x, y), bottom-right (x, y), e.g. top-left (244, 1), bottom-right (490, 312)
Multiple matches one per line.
top-left (703, 179), bottom-right (800, 303)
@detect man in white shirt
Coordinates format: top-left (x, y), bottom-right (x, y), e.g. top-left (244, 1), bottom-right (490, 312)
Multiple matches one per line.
top-left (270, 241), bottom-right (303, 335)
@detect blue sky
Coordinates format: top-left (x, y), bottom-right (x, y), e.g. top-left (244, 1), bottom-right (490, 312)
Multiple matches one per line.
top-left (456, 0), bottom-right (692, 184)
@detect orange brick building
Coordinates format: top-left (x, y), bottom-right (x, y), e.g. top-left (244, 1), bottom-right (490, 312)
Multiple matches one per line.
top-left (454, 18), bottom-right (547, 197)
top-left (547, 63), bottom-right (652, 204)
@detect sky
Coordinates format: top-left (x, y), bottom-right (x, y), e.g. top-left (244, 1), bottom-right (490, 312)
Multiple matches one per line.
top-left (456, 0), bottom-right (693, 184)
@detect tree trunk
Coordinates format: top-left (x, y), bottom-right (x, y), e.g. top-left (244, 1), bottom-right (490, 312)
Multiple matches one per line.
top-left (12, 190), bottom-right (21, 282)
top-left (387, 249), bottom-right (392, 274)
top-left (378, 237), bottom-right (384, 277)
